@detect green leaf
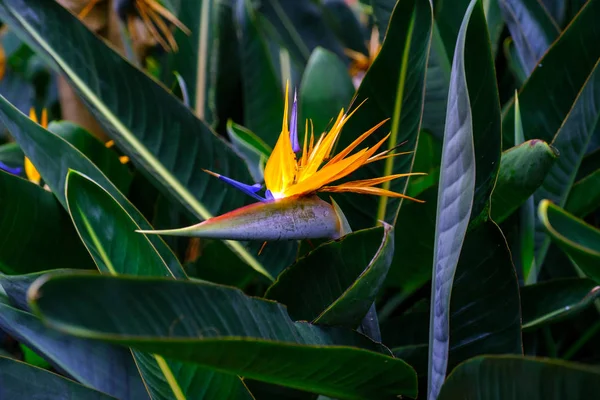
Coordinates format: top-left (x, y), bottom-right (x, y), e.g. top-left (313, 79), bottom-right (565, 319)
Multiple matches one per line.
top-left (541, 0), bottom-right (566, 25)
top-left (0, 356), bottom-right (117, 400)
top-left (162, 0), bottom-right (217, 123)
top-left (333, 0), bottom-right (433, 227)
top-left (299, 47), bottom-right (355, 137)
top-left (0, 269), bottom-right (79, 311)
top-left (63, 171), bottom-right (253, 400)
top-left (502, 0), bottom-right (600, 147)
top-left (498, 0), bottom-right (560, 75)
top-left (490, 139), bottom-right (558, 223)
top-left (0, 98), bottom-right (182, 275)
top-left (447, 223), bottom-right (522, 371)
top-left (0, 0), bottom-right (271, 278)
top-left (565, 168), bottom-right (600, 217)
top-left (0, 141), bottom-right (24, 167)
top-left (521, 278), bottom-right (600, 330)
top-left (532, 62), bottom-right (600, 268)
top-left (483, 0), bottom-right (504, 55)
top-left (254, 0), bottom-right (345, 66)
top-left (385, 185), bottom-right (437, 292)
top-left (438, 355), bottom-right (600, 399)
top-left (0, 170), bottom-right (93, 274)
top-left (227, 119), bottom-right (270, 183)
top-left (235, 0), bottom-right (284, 148)
top-left (428, 1), bottom-right (503, 397)
top-left (29, 273), bottom-right (418, 400)
top-left (48, 121), bottom-right (132, 194)
top-left (0, 301), bottom-right (147, 399)
top-left (266, 225), bottom-right (393, 327)
top-left (503, 37), bottom-right (528, 85)
top-left (538, 200), bottom-right (600, 283)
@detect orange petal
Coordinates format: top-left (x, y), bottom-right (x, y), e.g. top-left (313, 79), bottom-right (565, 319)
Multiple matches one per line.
top-left (325, 118), bottom-right (389, 166)
top-left (319, 185), bottom-right (425, 202)
top-left (342, 172), bottom-right (427, 187)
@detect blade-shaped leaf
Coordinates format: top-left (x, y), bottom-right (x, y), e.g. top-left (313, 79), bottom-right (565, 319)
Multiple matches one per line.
top-left (332, 0), bottom-right (433, 227)
top-left (502, 0), bottom-right (600, 147)
top-left (48, 121), bottom-right (132, 194)
top-left (490, 139), bottom-right (558, 223)
top-left (428, 0), bottom-right (503, 397)
top-left (0, 356), bottom-right (117, 400)
top-left (498, 0), bottom-right (559, 75)
top-left (299, 47), bottom-right (355, 137)
top-left (0, 300), bottom-right (147, 399)
top-left (29, 273), bottom-right (418, 400)
top-left (0, 0), bottom-right (273, 278)
top-left (0, 98), bottom-right (183, 276)
top-left (265, 225), bottom-right (394, 327)
top-left (538, 200), bottom-right (600, 283)
top-left (235, 0), bottom-right (284, 148)
top-left (438, 355), bottom-right (600, 399)
top-left (0, 170), bottom-right (93, 274)
top-left (532, 61), bottom-right (600, 269)
top-left (64, 171), bottom-right (253, 400)
top-left (521, 278), bottom-right (600, 329)
top-left (565, 168), bottom-right (600, 217)
top-left (162, 0), bottom-right (217, 123)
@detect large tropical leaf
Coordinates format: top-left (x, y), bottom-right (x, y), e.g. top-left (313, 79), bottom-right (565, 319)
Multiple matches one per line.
top-left (0, 356), bottom-right (117, 400)
top-left (438, 355), bottom-right (600, 399)
top-left (538, 200), bottom-right (600, 283)
top-left (29, 273), bottom-right (418, 400)
top-left (234, 0), bottom-right (284, 148)
top-left (498, 0), bottom-right (559, 75)
top-left (64, 171), bottom-right (253, 400)
top-left (0, 0), bottom-right (274, 278)
top-left (521, 278), bottom-right (600, 329)
top-left (427, 0), bottom-right (502, 398)
top-left (502, 0), bottom-right (600, 147)
top-left (266, 225), bottom-right (394, 327)
top-left (0, 98), bottom-right (182, 274)
top-left (0, 299), bottom-right (147, 399)
top-left (0, 170), bottom-right (93, 274)
top-left (532, 62), bottom-right (600, 269)
top-left (333, 0), bottom-right (433, 228)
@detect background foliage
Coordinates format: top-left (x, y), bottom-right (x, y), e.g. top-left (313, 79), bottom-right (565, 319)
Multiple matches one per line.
top-left (0, 0), bottom-right (599, 399)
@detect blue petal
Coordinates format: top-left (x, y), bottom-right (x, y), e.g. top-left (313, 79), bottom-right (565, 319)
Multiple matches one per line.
top-left (265, 190), bottom-right (274, 201)
top-left (290, 90), bottom-right (300, 153)
top-left (217, 174), bottom-right (266, 202)
top-left (0, 161), bottom-right (22, 175)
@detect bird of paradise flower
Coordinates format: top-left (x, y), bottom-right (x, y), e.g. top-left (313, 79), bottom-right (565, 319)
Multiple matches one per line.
top-left (140, 82), bottom-right (424, 241)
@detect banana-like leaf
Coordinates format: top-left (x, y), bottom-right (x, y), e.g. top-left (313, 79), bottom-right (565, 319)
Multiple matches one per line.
top-left (265, 225), bottom-right (394, 327)
top-left (162, 0), bottom-right (217, 123)
top-left (521, 278), bottom-right (600, 330)
top-left (532, 62), bottom-right (600, 268)
top-left (235, 0), bottom-right (284, 148)
top-left (0, 300), bottom-right (147, 399)
top-left (0, 170), bottom-right (93, 274)
top-left (321, 0), bottom-right (367, 54)
top-left (332, 0), bottom-right (433, 228)
top-left (139, 196), bottom-right (343, 244)
top-left (490, 139), bottom-right (558, 223)
top-left (299, 47), bottom-right (354, 137)
top-left (502, 0), bottom-right (600, 147)
top-left (0, 98), bottom-right (182, 275)
top-left (565, 168), bottom-right (600, 217)
top-left (29, 273), bottom-right (418, 400)
top-left (0, 0), bottom-right (272, 278)
top-left (538, 200), bottom-right (600, 283)
top-left (498, 0), bottom-right (559, 75)
top-left (438, 355), bottom-right (600, 399)
top-left (0, 356), bottom-right (117, 400)
top-left (428, 0), bottom-right (503, 397)
top-left (64, 170), bottom-right (254, 400)
top-left (227, 119), bottom-right (270, 183)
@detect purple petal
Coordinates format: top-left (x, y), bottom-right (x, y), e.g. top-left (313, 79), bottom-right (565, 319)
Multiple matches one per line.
top-left (0, 161), bottom-right (22, 176)
top-left (216, 174), bottom-right (266, 202)
top-left (290, 90), bottom-right (300, 153)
